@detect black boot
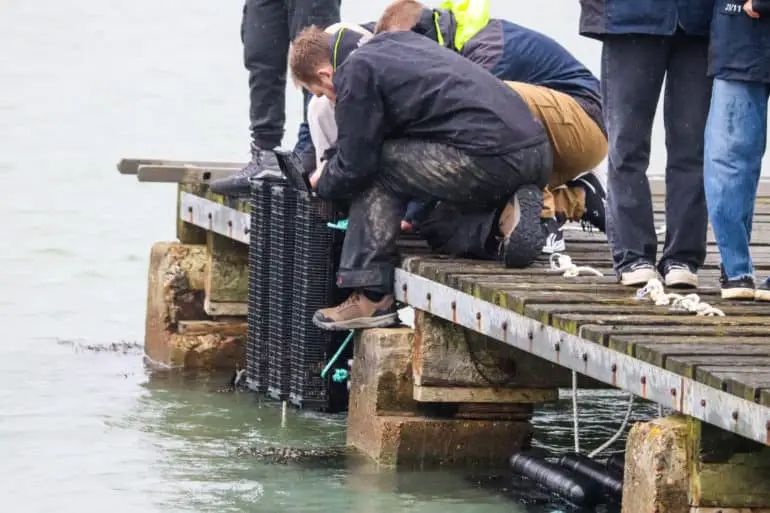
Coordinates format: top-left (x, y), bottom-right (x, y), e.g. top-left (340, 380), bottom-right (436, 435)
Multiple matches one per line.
top-left (209, 143), bottom-right (282, 196)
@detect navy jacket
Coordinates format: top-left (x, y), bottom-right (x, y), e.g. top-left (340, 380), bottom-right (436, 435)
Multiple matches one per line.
top-left (579, 0), bottom-right (714, 39)
top-left (415, 10), bottom-right (603, 131)
top-left (316, 31), bottom-right (546, 200)
top-left (709, 0), bottom-right (770, 83)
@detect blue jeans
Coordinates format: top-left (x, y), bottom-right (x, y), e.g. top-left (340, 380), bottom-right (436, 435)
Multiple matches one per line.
top-left (704, 78), bottom-right (770, 281)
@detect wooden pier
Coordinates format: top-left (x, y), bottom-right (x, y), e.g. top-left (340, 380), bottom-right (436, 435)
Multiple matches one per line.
top-left (122, 158), bottom-right (770, 511)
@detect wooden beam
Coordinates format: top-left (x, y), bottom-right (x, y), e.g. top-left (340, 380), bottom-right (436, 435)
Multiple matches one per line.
top-left (117, 158), bottom-right (243, 175)
top-left (137, 164), bottom-right (239, 184)
top-left (413, 385), bottom-right (557, 403)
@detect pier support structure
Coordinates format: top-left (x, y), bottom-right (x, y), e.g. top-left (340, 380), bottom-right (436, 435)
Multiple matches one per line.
top-left (622, 415), bottom-right (770, 513)
top-left (347, 312), bottom-right (566, 468)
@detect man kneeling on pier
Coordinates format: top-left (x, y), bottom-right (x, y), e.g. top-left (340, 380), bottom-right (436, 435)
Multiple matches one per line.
top-left (289, 26), bottom-right (551, 330)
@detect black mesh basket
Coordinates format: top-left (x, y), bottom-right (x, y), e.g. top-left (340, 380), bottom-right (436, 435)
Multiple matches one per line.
top-left (288, 192), bottom-right (346, 409)
top-left (266, 184), bottom-right (297, 400)
top-left (246, 179), bottom-right (275, 393)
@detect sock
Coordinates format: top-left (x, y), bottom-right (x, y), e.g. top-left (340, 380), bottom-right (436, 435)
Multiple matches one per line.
top-left (362, 289), bottom-right (386, 302)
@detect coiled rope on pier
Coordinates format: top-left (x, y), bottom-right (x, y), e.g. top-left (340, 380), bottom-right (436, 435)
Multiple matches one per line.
top-left (549, 253), bottom-right (604, 278)
top-left (635, 278), bottom-right (725, 317)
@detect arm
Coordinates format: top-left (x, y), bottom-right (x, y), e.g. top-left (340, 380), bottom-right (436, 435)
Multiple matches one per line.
top-left (315, 60), bottom-right (386, 200)
top-left (751, 0), bottom-right (770, 14)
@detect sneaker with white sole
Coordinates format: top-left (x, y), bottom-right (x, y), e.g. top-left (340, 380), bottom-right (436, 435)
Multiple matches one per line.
top-left (568, 173), bottom-right (606, 233)
top-left (720, 265), bottom-right (756, 300)
top-left (661, 261), bottom-right (698, 289)
top-left (620, 260), bottom-right (658, 287)
top-left (541, 217), bottom-right (566, 254)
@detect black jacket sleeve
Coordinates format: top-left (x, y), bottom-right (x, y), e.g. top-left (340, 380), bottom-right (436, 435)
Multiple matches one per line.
top-left (753, 0), bottom-right (770, 14)
top-left (315, 59), bottom-right (385, 200)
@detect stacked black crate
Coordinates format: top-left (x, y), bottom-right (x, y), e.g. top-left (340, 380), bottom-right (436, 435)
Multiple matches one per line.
top-left (246, 179), bottom-right (274, 393)
top-left (266, 184), bottom-right (297, 400)
top-left (288, 192), bottom-right (342, 409)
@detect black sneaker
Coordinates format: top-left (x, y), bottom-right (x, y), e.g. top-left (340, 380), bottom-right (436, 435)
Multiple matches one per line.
top-left (720, 264), bottom-right (755, 300)
top-left (620, 260), bottom-right (658, 287)
top-left (541, 217), bottom-right (566, 254)
top-left (498, 185), bottom-right (546, 268)
top-left (209, 143), bottom-right (282, 196)
top-left (756, 277), bottom-right (770, 302)
top-left (568, 173), bottom-right (606, 232)
top-left (661, 260), bottom-right (698, 289)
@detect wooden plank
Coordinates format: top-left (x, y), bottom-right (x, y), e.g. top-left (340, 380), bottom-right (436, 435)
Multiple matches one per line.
top-left (117, 158), bottom-right (243, 174)
top-left (177, 320), bottom-right (247, 336)
top-left (412, 386), bottom-right (558, 403)
top-left (550, 314), bottom-right (770, 338)
top-left (608, 335), bottom-right (770, 357)
top-left (579, 324), bottom-right (770, 345)
top-left (694, 365), bottom-right (770, 393)
top-left (664, 354), bottom-right (770, 378)
top-left (761, 389), bottom-right (770, 407)
top-left (525, 303), bottom-right (770, 326)
top-left (137, 164), bottom-right (238, 184)
top-left (633, 343), bottom-right (770, 368)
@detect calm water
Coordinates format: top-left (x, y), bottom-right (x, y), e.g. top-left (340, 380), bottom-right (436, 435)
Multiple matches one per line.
top-left (0, 0), bottom-right (726, 511)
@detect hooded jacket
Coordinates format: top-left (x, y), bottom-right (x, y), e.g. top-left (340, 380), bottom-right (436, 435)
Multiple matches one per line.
top-left (412, 7), bottom-right (604, 132)
top-left (315, 30), bottom-right (547, 200)
top-left (709, 0), bottom-right (770, 84)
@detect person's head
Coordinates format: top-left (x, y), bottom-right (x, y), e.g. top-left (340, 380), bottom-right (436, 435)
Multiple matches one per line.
top-left (375, 0), bottom-right (427, 33)
top-left (290, 23), bottom-right (373, 102)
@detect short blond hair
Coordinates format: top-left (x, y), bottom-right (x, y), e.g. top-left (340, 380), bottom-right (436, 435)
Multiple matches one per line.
top-left (375, 0), bottom-right (426, 33)
top-left (290, 25), bottom-right (333, 85)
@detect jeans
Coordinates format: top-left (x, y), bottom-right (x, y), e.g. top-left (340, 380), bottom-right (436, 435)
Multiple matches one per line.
top-left (241, 0), bottom-right (341, 149)
top-left (338, 139), bottom-right (553, 293)
top-left (704, 78), bottom-right (770, 281)
top-left (602, 33), bottom-right (711, 274)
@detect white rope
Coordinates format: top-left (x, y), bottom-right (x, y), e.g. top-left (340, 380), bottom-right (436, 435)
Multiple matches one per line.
top-left (635, 278), bottom-right (725, 316)
top-left (549, 253), bottom-right (604, 278)
top-left (572, 370), bottom-right (580, 453)
top-left (588, 393), bottom-right (635, 459)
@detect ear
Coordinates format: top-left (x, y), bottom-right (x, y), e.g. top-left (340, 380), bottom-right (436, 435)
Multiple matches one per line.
top-left (317, 65), bottom-right (334, 81)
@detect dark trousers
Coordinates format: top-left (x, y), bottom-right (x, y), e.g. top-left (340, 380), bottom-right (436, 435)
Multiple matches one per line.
top-left (241, 0), bottom-right (340, 150)
top-left (419, 203), bottom-right (501, 260)
top-left (602, 32), bottom-right (711, 274)
top-left (338, 139), bottom-right (552, 294)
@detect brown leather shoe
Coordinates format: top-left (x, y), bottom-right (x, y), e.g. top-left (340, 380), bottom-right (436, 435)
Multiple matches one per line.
top-left (312, 291), bottom-right (398, 331)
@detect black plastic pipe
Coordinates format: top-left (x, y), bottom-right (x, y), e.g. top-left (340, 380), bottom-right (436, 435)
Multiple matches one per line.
top-left (510, 452), bottom-right (602, 508)
top-left (606, 453), bottom-right (625, 477)
top-left (558, 452), bottom-right (623, 499)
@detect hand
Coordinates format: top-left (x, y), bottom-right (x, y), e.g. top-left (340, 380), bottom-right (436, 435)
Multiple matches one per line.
top-left (744, 0), bottom-right (760, 18)
top-left (309, 161), bottom-right (327, 189)
top-left (400, 220), bottom-right (413, 233)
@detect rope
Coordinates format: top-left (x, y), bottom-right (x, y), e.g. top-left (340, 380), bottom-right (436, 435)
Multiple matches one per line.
top-left (635, 278), bottom-right (725, 316)
top-left (571, 370), bottom-right (580, 453)
top-left (320, 330), bottom-right (355, 379)
top-left (549, 253), bottom-right (604, 278)
top-left (588, 393), bottom-right (635, 459)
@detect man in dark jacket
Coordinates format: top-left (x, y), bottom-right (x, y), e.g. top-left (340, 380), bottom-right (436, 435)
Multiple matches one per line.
top-left (208, 0), bottom-right (341, 196)
top-left (376, 0), bottom-right (609, 254)
top-left (579, 0), bottom-right (714, 289)
top-left (704, 0), bottom-right (770, 300)
top-left (289, 26), bottom-right (552, 330)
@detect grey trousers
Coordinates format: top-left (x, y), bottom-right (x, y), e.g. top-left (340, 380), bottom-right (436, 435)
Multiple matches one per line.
top-left (241, 0), bottom-right (341, 149)
top-left (338, 139), bottom-right (552, 294)
top-left (602, 32), bottom-right (711, 274)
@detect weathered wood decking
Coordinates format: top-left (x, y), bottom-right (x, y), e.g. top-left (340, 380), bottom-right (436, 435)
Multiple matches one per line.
top-left (120, 158), bottom-right (770, 445)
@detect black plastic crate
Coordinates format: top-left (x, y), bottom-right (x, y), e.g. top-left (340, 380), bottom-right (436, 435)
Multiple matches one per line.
top-left (266, 184), bottom-right (297, 400)
top-left (246, 179), bottom-right (274, 393)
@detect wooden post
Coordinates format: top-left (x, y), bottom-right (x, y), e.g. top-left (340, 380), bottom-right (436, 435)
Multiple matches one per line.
top-left (204, 232), bottom-right (249, 317)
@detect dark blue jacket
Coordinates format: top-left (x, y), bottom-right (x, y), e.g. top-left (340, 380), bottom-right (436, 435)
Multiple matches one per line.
top-left (579, 0), bottom-right (714, 39)
top-left (317, 31), bottom-right (546, 200)
top-left (414, 9), bottom-right (603, 131)
top-left (709, 0), bottom-right (770, 83)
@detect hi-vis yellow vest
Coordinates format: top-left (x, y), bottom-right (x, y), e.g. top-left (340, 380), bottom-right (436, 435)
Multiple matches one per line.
top-left (438, 0), bottom-right (490, 51)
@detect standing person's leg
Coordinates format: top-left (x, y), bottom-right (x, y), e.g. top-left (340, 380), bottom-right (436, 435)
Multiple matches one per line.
top-left (704, 79), bottom-right (769, 300)
top-left (658, 33), bottom-right (711, 289)
top-left (210, 0), bottom-right (289, 195)
top-left (602, 35), bottom-right (670, 285)
top-left (313, 139), bottom-right (552, 330)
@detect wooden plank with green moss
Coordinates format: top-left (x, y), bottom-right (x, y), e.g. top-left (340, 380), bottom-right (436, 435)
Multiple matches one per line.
top-left (633, 343), bottom-right (770, 369)
top-left (607, 334), bottom-right (770, 356)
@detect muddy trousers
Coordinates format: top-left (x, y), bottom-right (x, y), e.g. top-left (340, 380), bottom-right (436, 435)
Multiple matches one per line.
top-left (338, 139), bottom-right (553, 294)
top-left (242, 0), bottom-right (340, 149)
